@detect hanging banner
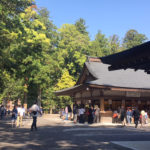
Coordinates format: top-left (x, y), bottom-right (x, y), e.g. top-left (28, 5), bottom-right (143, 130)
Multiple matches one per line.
top-left (126, 91), bottom-right (140, 97)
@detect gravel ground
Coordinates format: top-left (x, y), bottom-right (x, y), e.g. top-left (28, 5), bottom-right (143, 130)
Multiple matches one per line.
top-left (0, 114), bottom-right (150, 150)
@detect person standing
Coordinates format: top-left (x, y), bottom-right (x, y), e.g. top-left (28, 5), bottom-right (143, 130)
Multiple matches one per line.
top-left (73, 105), bottom-right (78, 123)
top-left (68, 105), bottom-right (72, 120)
top-left (113, 110), bottom-right (118, 123)
top-left (120, 106), bottom-right (126, 126)
top-left (0, 105), bottom-right (5, 120)
top-left (132, 107), bottom-right (140, 128)
top-left (19, 106), bottom-right (25, 127)
top-left (94, 105), bottom-right (100, 123)
top-left (126, 108), bottom-right (132, 125)
top-left (65, 106), bottom-right (68, 120)
top-left (140, 110), bottom-right (146, 127)
top-left (11, 106), bottom-right (18, 128)
top-left (88, 106), bottom-right (93, 124)
top-left (79, 105), bottom-right (85, 123)
top-left (16, 105), bottom-right (21, 127)
top-left (145, 112), bottom-right (148, 124)
top-left (29, 102), bottom-right (41, 131)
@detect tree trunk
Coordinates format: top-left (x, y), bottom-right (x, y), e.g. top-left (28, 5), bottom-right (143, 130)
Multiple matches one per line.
top-left (37, 87), bottom-right (41, 107)
top-left (23, 91), bottom-right (28, 110)
top-left (23, 83), bottom-right (28, 109)
top-left (50, 108), bottom-right (53, 114)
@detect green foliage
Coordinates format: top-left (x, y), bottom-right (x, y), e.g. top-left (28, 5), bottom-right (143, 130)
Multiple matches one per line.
top-left (42, 87), bottom-right (56, 110)
top-left (54, 69), bottom-right (76, 108)
top-left (0, 71), bottom-right (25, 103)
top-left (75, 18), bottom-right (89, 35)
top-left (109, 34), bottom-right (121, 54)
top-left (55, 69), bottom-right (75, 90)
top-left (89, 31), bottom-right (110, 57)
top-left (57, 24), bottom-right (89, 78)
top-left (123, 29), bottom-right (147, 49)
top-left (0, 1), bottom-right (149, 110)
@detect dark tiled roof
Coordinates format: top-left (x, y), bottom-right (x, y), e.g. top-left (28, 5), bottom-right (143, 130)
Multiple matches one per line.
top-left (85, 62), bottom-right (150, 89)
top-left (54, 85), bottom-right (82, 95)
top-left (100, 41), bottom-right (150, 72)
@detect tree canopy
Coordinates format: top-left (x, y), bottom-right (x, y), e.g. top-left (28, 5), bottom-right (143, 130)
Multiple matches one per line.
top-left (0, 0), bottom-right (148, 111)
top-left (123, 29), bottom-right (147, 49)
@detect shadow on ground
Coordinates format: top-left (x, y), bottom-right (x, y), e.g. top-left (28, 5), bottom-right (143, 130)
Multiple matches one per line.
top-left (0, 118), bottom-right (149, 150)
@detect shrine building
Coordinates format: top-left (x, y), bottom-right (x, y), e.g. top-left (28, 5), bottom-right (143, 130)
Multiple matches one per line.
top-left (55, 54), bottom-right (150, 123)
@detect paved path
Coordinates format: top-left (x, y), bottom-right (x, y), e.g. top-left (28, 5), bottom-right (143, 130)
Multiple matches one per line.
top-left (0, 114), bottom-right (150, 150)
top-left (112, 141), bottom-right (150, 150)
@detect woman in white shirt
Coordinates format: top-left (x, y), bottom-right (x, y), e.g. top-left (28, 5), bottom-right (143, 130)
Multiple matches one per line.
top-left (79, 105), bottom-right (85, 123)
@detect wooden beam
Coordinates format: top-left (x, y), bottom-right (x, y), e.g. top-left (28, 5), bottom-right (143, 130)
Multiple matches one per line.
top-left (111, 87), bottom-right (150, 92)
top-left (100, 97), bottom-right (104, 111)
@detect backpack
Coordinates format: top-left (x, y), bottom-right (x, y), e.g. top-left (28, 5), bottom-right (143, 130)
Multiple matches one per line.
top-left (32, 111), bottom-right (37, 115)
top-left (73, 107), bottom-right (77, 114)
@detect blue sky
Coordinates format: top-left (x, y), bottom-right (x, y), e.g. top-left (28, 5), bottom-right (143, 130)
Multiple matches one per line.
top-left (36, 0), bottom-right (150, 41)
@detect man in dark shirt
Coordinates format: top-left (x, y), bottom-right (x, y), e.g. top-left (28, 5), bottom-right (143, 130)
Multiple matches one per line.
top-left (120, 106), bottom-right (126, 126)
top-left (132, 107), bottom-right (140, 128)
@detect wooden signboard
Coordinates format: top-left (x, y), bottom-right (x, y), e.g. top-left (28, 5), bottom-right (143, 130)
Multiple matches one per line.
top-left (126, 91), bottom-right (140, 97)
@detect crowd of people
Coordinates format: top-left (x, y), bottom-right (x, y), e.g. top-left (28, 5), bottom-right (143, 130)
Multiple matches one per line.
top-left (11, 105), bottom-right (26, 127)
top-left (60, 104), bottom-right (150, 128)
top-left (112, 106), bottom-right (149, 128)
top-left (60, 104), bottom-right (100, 124)
top-left (1, 103), bottom-right (150, 129)
top-left (0, 103), bottom-right (42, 131)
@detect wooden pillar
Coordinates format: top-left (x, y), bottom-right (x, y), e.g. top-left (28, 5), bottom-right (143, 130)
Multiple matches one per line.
top-left (132, 99), bottom-right (135, 107)
top-left (122, 99), bottom-right (125, 107)
top-left (100, 97), bottom-right (104, 111)
top-left (82, 99), bottom-right (85, 105)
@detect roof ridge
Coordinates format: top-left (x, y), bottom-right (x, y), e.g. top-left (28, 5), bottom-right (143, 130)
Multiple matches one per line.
top-left (86, 56), bottom-right (101, 62)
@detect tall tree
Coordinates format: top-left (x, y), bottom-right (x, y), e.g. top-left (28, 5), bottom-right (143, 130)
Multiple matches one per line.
top-left (57, 24), bottom-right (90, 78)
top-left (109, 34), bottom-right (120, 54)
top-left (89, 31), bottom-right (110, 57)
top-left (0, 0), bottom-right (34, 104)
top-left (17, 6), bottom-right (56, 106)
top-left (123, 29), bottom-right (147, 49)
top-left (38, 8), bottom-right (58, 51)
top-left (75, 18), bottom-right (88, 35)
top-left (54, 69), bottom-right (75, 108)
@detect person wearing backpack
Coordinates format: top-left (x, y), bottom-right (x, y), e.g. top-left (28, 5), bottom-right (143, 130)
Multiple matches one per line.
top-left (11, 106), bottom-right (18, 128)
top-left (113, 110), bottom-right (118, 123)
top-left (0, 105), bottom-right (4, 120)
top-left (73, 105), bottom-right (78, 123)
top-left (68, 105), bottom-right (72, 120)
top-left (29, 102), bottom-right (41, 131)
top-left (132, 107), bottom-right (140, 128)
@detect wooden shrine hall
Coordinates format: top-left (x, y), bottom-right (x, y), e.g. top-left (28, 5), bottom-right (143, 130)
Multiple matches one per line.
top-left (55, 54), bottom-right (150, 123)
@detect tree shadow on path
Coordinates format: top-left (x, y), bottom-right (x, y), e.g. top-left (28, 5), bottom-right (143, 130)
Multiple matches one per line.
top-left (0, 118), bottom-right (148, 150)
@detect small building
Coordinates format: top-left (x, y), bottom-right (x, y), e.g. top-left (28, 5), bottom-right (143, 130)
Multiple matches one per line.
top-left (55, 56), bottom-right (150, 123)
